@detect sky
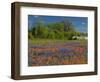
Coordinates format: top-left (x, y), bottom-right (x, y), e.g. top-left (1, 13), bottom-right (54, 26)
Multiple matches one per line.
top-left (28, 15), bottom-right (88, 33)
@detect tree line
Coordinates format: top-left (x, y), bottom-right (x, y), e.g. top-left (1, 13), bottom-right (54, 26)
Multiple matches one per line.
top-left (28, 19), bottom-right (87, 40)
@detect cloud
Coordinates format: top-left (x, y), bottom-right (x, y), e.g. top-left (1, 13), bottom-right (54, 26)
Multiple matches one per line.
top-left (34, 15), bottom-right (39, 18)
top-left (81, 22), bottom-right (86, 25)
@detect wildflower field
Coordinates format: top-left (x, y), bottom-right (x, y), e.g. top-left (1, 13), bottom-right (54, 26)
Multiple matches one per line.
top-left (28, 15), bottom-right (88, 66)
top-left (28, 40), bottom-right (87, 66)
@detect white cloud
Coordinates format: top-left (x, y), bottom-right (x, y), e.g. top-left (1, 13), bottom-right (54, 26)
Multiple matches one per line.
top-left (34, 15), bottom-right (39, 18)
top-left (82, 22), bottom-right (86, 25)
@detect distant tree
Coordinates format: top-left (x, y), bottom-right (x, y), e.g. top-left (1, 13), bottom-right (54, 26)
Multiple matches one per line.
top-left (64, 32), bottom-right (75, 40)
top-left (47, 22), bottom-right (64, 31)
top-left (80, 32), bottom-right (87, 36)
top-left (47, 22), bottom-right (65, 39)
top-left (34, 21), bottom-right (47, 38)
top-left (28, 32), bottom-right (34, 40)
top-left (62, 18), bottom-right (76, 32)
top-left (47, 31), bottom-right (55, 39)
top-left (42, 26), bottom-right (49, 38)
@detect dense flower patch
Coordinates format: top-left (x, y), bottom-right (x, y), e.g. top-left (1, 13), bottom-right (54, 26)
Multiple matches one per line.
top-left (28, 41), bottom-right (87, 66)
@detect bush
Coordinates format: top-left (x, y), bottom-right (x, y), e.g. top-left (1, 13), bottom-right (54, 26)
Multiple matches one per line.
top-left (28, 32), bottom-right (34, 40)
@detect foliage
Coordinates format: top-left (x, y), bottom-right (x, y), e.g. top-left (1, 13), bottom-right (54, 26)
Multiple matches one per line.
top-left (28, 19), bottom-right (87, 40)
top-left (28, 32), bottom-right (34, 40)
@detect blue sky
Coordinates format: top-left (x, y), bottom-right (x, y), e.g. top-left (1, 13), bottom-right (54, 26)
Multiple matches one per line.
top-left (28, 15), bottom-right (88, 32)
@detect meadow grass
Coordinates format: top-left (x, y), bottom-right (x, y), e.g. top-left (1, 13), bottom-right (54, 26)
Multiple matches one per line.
top-left (29, 39), bottom-right (87, 45)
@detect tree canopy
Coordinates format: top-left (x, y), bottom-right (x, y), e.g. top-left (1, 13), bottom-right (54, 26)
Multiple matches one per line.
top-left (28, 19), bottom-right (87, 40)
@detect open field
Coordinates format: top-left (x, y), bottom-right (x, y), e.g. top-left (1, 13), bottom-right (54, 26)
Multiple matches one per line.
top-left (28, 40), bottom-right (87, 66)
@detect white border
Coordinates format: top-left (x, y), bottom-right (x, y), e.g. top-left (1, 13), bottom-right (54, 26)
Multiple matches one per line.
top-left (20, 7), bottom-right (95, 75)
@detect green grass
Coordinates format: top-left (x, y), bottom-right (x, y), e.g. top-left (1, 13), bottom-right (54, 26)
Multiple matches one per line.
top-left (29, 38), bottom-right (87, 45)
